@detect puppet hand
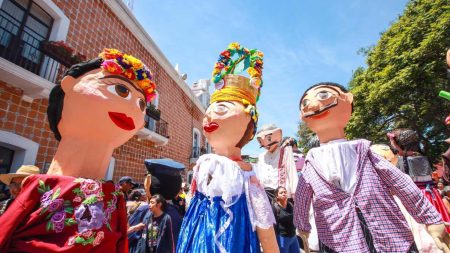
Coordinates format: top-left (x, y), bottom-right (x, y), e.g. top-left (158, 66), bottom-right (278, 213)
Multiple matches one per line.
top-left (427, 223), bottom-right (450, 253)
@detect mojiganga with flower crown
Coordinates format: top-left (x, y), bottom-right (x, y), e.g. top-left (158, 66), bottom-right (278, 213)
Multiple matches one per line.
top-left (0, 48), bottom-right (155, 252)
top-left (177, 42), bottom-right (279, 253)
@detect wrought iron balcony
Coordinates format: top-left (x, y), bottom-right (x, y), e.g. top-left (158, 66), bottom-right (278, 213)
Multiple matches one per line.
top-left (146, 104), bottom-right (161, 121)
top-left (0, 12), bottom-right (68, 84)
top-left (145, 117), bottom-right (169, 139)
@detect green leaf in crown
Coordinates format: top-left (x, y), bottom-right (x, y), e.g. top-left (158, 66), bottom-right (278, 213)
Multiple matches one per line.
top-left (211, 42), bottom-right (264, 101)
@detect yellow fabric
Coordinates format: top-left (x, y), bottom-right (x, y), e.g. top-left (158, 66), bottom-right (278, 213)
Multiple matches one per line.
top-left (210, 86), bottom-right (256, 106)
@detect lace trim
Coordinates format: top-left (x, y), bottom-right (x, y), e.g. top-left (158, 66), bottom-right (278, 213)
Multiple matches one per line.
top-left (244, 171), bottom-right (276, 231)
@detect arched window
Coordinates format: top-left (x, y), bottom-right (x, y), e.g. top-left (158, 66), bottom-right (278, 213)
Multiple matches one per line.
top-left (192, 128), bottom-right (201, 158)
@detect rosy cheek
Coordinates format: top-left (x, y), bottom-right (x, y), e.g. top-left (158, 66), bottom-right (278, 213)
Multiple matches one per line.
top-left (74, 82), bottom-right (108, 99)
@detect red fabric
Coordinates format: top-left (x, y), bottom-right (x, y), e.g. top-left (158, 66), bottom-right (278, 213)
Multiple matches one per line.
top-left (421, 187), bottom-right (450, 233)
top-left (0, 174), bottom-right (128, 252)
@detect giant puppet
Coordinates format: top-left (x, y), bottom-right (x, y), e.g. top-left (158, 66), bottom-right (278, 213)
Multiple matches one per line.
top-left (294, 82), bottom-right (450, 253)
top-left (255, 124), bottom-right (298, 202)
top-left (0, 49), bottom-right (156, 252)
top-left (177, 42), bottom-right (278, 253)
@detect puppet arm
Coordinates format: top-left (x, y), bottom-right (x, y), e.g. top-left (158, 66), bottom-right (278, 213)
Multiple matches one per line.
top-left (369, 151), bottom-right (450, 251)
top-left (246, 175), bottom-right (279, 253)
top-left (369, 150), bottom-right (441, 223)
top-left (256, 227), bottom-right (279, 253)
top-left (283, 146), bottom-right (299, 198)
top-left (294, 172), bottom-right (313, 240)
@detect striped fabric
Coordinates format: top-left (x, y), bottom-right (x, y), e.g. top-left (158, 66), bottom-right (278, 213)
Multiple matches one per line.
top-left (294, 139), bottom-right (442, 253)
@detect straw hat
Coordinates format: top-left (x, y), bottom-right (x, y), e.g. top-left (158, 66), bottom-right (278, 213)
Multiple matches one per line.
top-left (0, 165), bottom-right (40, 185)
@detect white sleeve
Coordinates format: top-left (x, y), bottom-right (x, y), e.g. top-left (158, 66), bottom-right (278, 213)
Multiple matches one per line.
top-left (283, 146), bottom-right (299, 196)
top-left (245, 173), bottom-right (276, 230)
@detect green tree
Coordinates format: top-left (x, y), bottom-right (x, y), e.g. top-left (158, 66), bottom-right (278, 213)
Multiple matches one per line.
top-left (346, 0), bottom-right (450, 161)
top-left (297, 121), bottom-right (317, 154)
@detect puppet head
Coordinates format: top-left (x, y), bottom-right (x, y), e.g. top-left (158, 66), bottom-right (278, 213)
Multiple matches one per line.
top-left (204, 42), bottom-right (263, 153)
top-left (256, 124), bottom-right (282, 152)
top-left (299, 82), bottom-right (353, 142)
top-left (47, 48), bottom-right (156, 148)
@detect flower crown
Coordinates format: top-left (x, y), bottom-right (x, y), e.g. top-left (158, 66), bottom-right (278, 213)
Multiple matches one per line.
top-left (211, 42), bottom-right (264, 101)
top-left (99, 48), bottom-right (156, 101)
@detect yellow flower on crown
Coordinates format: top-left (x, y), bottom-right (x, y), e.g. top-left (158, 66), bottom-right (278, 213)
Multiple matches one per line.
top-left (247, 67), bottom-right (260, 77)
top-left (228, 42), bottom-right (240, 50)
top-left (126, 54), bottom-right (144, 69)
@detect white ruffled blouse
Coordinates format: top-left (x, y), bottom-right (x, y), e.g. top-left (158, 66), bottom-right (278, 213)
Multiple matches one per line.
top-left (193, 154), bottom-right (275, 230)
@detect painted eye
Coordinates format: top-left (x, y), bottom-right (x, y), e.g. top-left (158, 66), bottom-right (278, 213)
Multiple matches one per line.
top-left (316, 91), bottom-right (332, 100)
top-left (107, 84), bottom-right (131, 100)
top-left (137, 98), bottom-right (146, 112)
top-left (213, 104), bottom-right (228, 114)
top-left (302, 99), bottom-right (310, 107)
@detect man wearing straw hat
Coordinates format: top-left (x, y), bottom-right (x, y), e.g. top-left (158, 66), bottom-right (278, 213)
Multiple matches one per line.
top-left (0, 165), bottom-right (40, 216)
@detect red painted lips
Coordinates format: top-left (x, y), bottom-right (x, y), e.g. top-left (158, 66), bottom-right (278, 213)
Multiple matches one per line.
top-left (108, 112), bottom-right (135, 131)
top-left (203, 122), bottom-right (219, 133)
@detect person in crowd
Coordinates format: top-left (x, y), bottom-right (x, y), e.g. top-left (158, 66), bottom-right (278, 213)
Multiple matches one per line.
top-left (0, 165), bottom-right (40, 216)
top-left (127, 188), bottom-right (148, 217)
top-left (438, 179), bottom-right (446, 197)
top-left (119, 176), bottom-right (139, 201)
top-left (388, 129), bottom-right (450, 233)
top-left (442, 186), bottom-right (450, 216)
top-left (272, 186), bottom-right (300, 253)
top-left (128, 175), bottom-right (152, 253)
top-left (172, 184), bottom-right (186, 217)
top-left (128, 194), bottom-right (175, 253)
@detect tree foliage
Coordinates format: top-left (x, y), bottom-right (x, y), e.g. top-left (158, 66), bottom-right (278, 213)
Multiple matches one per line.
top-left (346, 0), bottom-right (450, 161)
top-left (297, 121), bottom-right (316, 153)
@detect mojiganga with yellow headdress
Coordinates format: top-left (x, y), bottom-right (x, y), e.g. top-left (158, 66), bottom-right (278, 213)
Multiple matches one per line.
top-left (177, 42), bottom-right (279, 253)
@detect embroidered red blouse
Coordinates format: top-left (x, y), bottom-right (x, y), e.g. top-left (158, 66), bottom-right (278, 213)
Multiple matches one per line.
top-left (0, 174), bottom-right (128, 252)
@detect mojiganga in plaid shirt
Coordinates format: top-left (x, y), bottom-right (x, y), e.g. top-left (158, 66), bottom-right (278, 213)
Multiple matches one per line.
top-left (294, 139), bottom-right (442, 253)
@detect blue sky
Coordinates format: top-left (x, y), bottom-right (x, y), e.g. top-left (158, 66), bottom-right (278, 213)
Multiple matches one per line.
top-left (132, 0), bottom-right (409, 157)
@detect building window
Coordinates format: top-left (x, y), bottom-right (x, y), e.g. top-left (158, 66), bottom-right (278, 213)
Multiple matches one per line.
top-left (192, 128), bottom-right (201, 158)
top-left (205, 140), bottom-right (211, 154)
top-left (145, 91), bottom-right (159, 131)
top-left (0, 0), bottom-right (53, 72)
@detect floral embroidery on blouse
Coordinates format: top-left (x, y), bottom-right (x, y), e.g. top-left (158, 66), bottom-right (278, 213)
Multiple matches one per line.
top-left (38, 180), bottom-right (76, 233)
top-left (38, 178), bottom-right (122, 247)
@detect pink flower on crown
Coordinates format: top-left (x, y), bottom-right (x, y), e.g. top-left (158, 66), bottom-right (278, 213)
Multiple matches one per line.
top-left (101, 60), bottom-right (123, 75)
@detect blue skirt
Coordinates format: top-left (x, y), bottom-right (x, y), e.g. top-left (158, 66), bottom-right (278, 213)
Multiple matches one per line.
top-left (176, 191), bottom-right (260, 253)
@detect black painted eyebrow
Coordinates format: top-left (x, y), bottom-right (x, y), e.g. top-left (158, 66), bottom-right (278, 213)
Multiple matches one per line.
top-left (99, 75), bottom-right (145, 97)
top-left (312, 86), bottom-right (341, 95)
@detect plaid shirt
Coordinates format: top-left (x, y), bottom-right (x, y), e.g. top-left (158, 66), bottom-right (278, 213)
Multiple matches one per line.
top-left (294, 139), bottom-right (442, 253)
